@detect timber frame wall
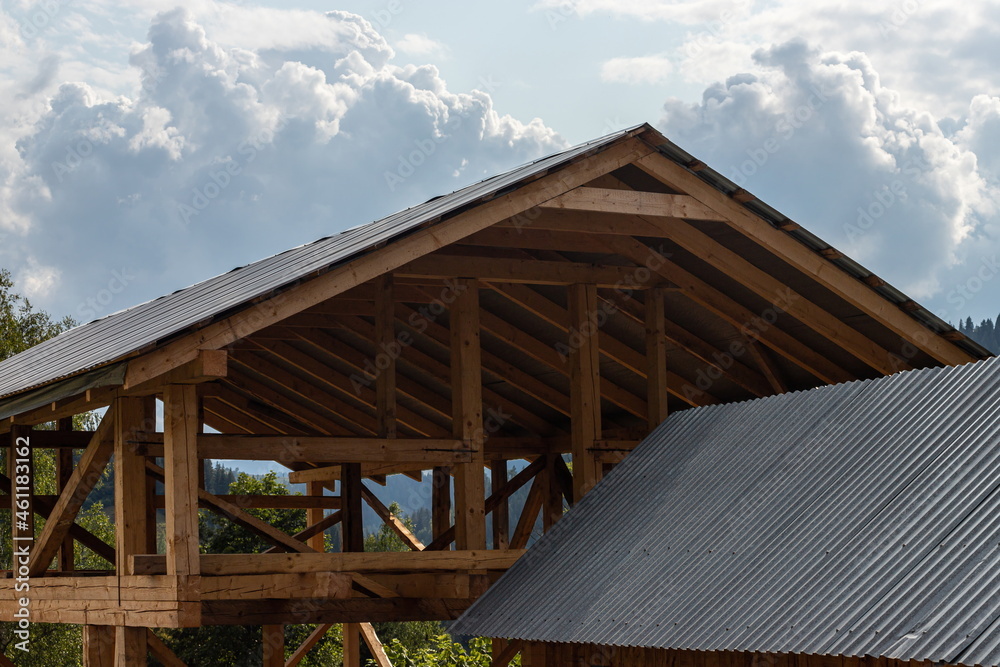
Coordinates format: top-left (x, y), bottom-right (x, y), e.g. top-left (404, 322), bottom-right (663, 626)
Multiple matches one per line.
top-left (0, 125), bottom-right (984, 665)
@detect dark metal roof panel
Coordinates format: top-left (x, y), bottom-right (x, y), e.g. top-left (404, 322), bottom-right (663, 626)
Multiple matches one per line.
top-left (0, 128), bottom-right (637, 401)
top-left (453, 357), bottom-right (1000, 666)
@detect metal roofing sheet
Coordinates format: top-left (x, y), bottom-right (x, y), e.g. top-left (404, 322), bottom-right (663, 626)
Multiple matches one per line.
top-left (452, 357), bottom-right (1000, 666)
top-left (0, 128), bottom-right (635, 401)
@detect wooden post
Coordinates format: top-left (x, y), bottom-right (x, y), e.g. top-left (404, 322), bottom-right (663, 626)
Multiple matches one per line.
top-left (56, 417), bottom-right (75, 571)
top-left (163, 385), bottom-right (200, 577)
top-left (114, 626), bottom-right (147, 666)
top-left (115, 397), bottom-right (149, 575)
top-left (451, 278), bottom-right (486, 550)
top-left (568, 283), bottom-right (602, 501)
top-left (645, 287), bottom-right (669, 430)
top-left (432, 465), bottom-right (451, 547)
top-left (83, 625), bottom-right (115, 666)
top-left (490, 460), bottom-right (509, 549)
top-left (342, 463), bottom-right (364, 553)
top-left (262, 624), bottom-right (285, 667)
top-left (9, 425), bottom-right (33, 555)
top-left (306, 481), bottom-right (326, 552)
top-left (375, 274), bottom-right (397, 440)
top-left (144, 396), bottom-right (159, 555)
top-left (542, 455), bottom-right (562, 533)
top-left (343, 623), bottom-right (361, 667)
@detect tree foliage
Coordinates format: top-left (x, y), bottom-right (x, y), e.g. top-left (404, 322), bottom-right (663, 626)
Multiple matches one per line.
top-left (0, 268), bottom-right (74, 362)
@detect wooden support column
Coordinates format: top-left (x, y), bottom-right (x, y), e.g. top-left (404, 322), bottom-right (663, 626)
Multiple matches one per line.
top-left (262, 625), bottom-right (284, 667)
top-left (343, 623), bottom-right (361, 667)
top-left (451, 278), bottom-right (486, 551)
top-left (542, 455), bottom-right (562, 533)
top-left (115, 397), bottom-right (149, 575)
top-left (645, 287), bottom-right (669, 430)
top-left (83, 625), bottom-right (115, 667)
top-left (432, 466), bottom-right (451, 547)
top-left (306, 481), bottom-right (326, 552)
top-left (568, 283), bottom-right (602, 500)
top-left (144, 396), bottom-right (159, 555)
top-left (163, 385), bottom-right (200, 577)
top-left (114, 626), bottom-right (147, 666)
top-left (342, 463), bottom-right (364, 553)
top-left (490, 460), bottom-right (509, 549)
top-left (56, 417), bottom-right (75, 571)
top-left (9, 425), bottom-right (33, 553)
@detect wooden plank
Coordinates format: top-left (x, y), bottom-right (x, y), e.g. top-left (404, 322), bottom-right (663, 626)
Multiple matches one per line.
top-left (746, 338), bottom-right (788, 394)
top-left (131, 550), bottom-right (525, 576)
top-left (568, 284), bottom-right (602, 500)
top-left (510, 477), bottom-right (544, 550)
top-left (1, 386), bottom-right (116, 433)
top-left (163, 385), bottom-right (200, 576)
top-left (432, 466), bottom-right (451, 546)
top-left (151, 494), bottom-right (341, 510)
top-left (306, 481), bottom-right (326, 552)
top-left (115, 625), bottom-right (147, 666)
top-left (451, 279), bottom-right (486, 551)
top-left (376, 273), bottom-right (398, 441)
top-left (123, 349), bottom-right (228, 393)
top-left (122, 137), bottom-right (653, 389)
top-left (398, 255), bottom-right (668, 287)
top-left (83, 625), bottom-right (115, 667)
top-left (359, 622), bottom-right (393, 667)
top-left (262, 624), bottom-right (285, 667)
top-left (633, 152), bottom-right (975, 366)
top-left (146, 630), bottom-right (187, 667)
top-left (29, 409), bottom-right (116, 577)
top-left (645, 287), bottom-right (670, 429)
top-left (541, 187), bottom-right (727, 220)
top-left (115, 397), bottom-right (150, 575)
top-left (490, 638), bottom-right (523, 667)
top-left (285, 624), bottom-right (333, 667)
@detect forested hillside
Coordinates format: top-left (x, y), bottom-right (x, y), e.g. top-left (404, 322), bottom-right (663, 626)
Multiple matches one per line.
top-left (959, 316), bottom-right (1000, 353)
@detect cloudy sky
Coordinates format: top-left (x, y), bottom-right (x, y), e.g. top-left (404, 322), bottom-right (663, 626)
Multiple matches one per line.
top-left (1, 0), bottom-right (999, 331)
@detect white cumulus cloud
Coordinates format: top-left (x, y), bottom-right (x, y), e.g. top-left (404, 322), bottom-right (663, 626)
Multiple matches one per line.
top-left (600, 55), bottom-right (673, 85)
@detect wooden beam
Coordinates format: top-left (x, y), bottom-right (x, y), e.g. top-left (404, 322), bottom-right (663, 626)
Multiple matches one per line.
top-left (432, 465), bottom-right (451, 547)
top-left (398, 255), bottom-right (668, 288)
top-left (1, 386), bottom-right (116, 434)
top-left (29, 409), bottom-right (115, 577)
top-left (451, 279), bottom-right (486, 551)
top-left (261, 511), bottom-right (342, 555)
top-left (645, 287), bottom-right (670, 429)
top-left (163, 385), bottom-right (200, 576)
top-left (343, 623), bottom-right (361, 667)
top-left (115, 626), bottom-right (147, 666)
top-left (122, 137), bottom-right (653, 389)
top-left (568, 284), bottom-right (602, 500)
top-left (376, 273), bottom-right (398, 440)
top-left (152, 494), bottom-right (341, 510)
top-left (541, 186), bottom-right (727, 220)
top-left (604, 235), bottom-right (854, 384)
top-left (285, 624), bottom-right (333, 667)
top-left (146, 630), bottom-right (187, 667)
top-left (306, 481), bottom-right (326, 552)
top-left (362, 482), bottom-right (425, 551)
top-left (510, 476), bottom-right (544, 550)
top-left (132, 549), bottom-right (525, 576)
top-left (359, 622), bottom-right (392, 667)
top-left (490, 639), bottom-right (523, 667)
top-left (746, 337), bottom-right (788, 394)
top-left (262, 624), bottom-right (285, 667)
top-left (135, 434), bottom-right (473, 464)
top-left (123, 349), bottom-right (227, 394)
top-left (115, 397), bottom-right (150, 575)
top-left (633, 152), bottom-right (976, 367)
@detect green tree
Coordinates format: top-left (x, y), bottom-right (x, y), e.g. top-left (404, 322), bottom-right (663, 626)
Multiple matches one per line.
top-left (0, 268), bottom-right (74, 361)
top-left (379, 635), bottom-right (504, 667)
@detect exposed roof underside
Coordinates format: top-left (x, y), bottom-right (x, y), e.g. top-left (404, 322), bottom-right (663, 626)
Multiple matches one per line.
top-left (0, 123), bottom-right (990, 438)
top-left (453, 357), bottom-right (1000, 667)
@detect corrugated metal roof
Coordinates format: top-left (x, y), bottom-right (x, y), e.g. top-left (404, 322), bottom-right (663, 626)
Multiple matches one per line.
top-left (453, 357), bottom-right (1000, 666)
top-left (0, 122), bottom-right (988, 409)
top-left (0, 127), bottom-right (638, 401)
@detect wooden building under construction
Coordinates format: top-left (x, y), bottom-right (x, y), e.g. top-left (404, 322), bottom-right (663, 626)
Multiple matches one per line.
top-left (0, 123), bottom-right (989, 665)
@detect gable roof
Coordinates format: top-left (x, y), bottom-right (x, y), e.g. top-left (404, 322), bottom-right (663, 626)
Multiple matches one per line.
top-left (452, 356), bottom-right (1000, 666)
top-left (0, 123), bottom-right (989, 416)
